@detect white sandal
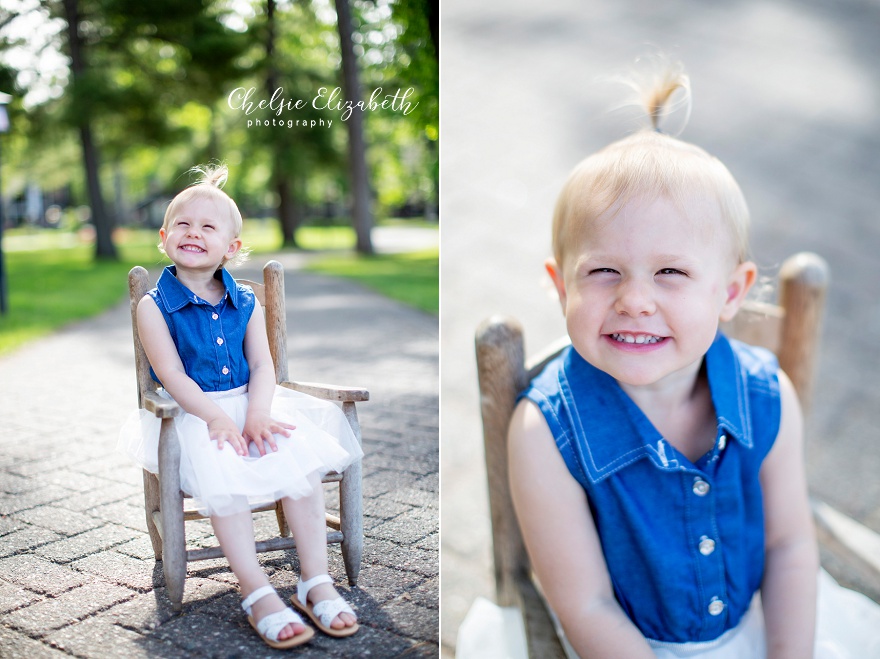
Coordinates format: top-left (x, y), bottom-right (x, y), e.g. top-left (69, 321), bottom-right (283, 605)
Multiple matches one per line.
top-left (242, 585), bottom-right (315, 649)
top-left (291, 574), bottom-right (359, 637)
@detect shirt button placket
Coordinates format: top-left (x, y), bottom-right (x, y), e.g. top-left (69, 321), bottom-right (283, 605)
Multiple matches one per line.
top-left (690, 475), bottom-right (726, 632)
top-left (209, 306), bottom-right (230, 386)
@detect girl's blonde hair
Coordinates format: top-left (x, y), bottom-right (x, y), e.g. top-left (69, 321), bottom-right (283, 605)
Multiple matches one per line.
top-left (160, 164), bottom-right (249, 266)
top-left (552, 65), bottom-right (750, 266)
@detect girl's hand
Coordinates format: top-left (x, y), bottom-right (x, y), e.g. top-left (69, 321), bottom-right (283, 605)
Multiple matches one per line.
top-left (207, 416), bottom-right (248, 456)
top-left (243, 410), bottom-right (296, 456)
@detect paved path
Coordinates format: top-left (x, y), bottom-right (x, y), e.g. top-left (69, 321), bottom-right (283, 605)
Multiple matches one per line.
top-left (441, 0), bottom-right (880, 654)
top-left (0, 238), bottom-right (439, 657)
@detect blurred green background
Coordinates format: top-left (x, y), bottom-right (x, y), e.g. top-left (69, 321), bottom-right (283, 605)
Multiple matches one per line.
top-left (0, 0), bottom-right (438, 353)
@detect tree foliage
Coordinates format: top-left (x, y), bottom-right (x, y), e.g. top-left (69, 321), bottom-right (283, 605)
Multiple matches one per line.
top-left (0, 0), bottom-right (439, 256)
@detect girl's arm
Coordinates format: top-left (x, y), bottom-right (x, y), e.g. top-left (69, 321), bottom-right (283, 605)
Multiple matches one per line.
top-left (137, 295), bottom-right (248, 455)
top-left (759, 370), bottom-right (819, 659)
top-left (241, 303), bottom-right (294, 455)
top-left (508, 399), bottom-right (655, 659)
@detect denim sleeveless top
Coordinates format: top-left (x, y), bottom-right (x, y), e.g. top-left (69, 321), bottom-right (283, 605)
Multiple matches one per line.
top-left (521, 333), bottom-right (780, 644)
top-left (148, 266), bottom-right (256, 392)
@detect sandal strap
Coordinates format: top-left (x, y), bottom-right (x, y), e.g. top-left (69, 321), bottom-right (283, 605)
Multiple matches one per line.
top-left (256, 607), bottom-right (304, 642)
top-left (296, 573), bottom-right (334, 605)
top-left (313, 597), bottom-right (355, 629)
top-left (241, 585), bottom-right (277, 614)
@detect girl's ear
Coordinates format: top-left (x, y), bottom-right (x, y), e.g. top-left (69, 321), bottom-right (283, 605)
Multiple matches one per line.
top-left (226, 238), bottom-right (243, 259)
top-left (719, 261), bottom-right (758, 322)
top-left (545, 257), bottom-right (568, 313)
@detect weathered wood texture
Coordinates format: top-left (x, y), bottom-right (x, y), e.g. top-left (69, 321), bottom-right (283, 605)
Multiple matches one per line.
top-left (127, 260), bottom-right (367, 610)
top-left (475, 252), bottom-right (836, 656)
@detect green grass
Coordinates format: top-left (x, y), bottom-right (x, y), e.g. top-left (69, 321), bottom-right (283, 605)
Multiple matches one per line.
top-left (305, 248), bottom-right (438, 315)
top-left (232, 221), bottom-right (357, 252)
top-left (0, 236), bottom-right (166, 355)
top-left (0, 224), bottom-right (436, 355)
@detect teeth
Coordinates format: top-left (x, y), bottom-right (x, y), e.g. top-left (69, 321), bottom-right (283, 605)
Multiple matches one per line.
top-left (611, 333), bottom-right (662, 344)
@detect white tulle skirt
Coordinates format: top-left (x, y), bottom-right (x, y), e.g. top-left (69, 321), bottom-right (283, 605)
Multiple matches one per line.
top-left (118, 384), bottom-right (363, 517)
top-left (645, 570), bottom-right (880, 658)
top-left (456, 570), bottom-right (880, 659)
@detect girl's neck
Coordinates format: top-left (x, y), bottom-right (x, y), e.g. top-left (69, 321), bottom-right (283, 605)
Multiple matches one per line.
top-left (173, 263), bottom-right (226, 303)
top-left (619, 360), bottom-right (717, 462)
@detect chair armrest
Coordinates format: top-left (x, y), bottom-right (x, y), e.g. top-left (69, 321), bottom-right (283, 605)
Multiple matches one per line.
top-left (143, 391), bottom-right (182, 418)
top-left (280, 380), bottom-right (369, 402)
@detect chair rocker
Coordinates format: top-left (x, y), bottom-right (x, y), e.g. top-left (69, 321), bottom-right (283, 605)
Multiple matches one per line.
top-left (128, 260), bottom-right (367, 611)
top-left (476, 251), bottom-right (880, 656)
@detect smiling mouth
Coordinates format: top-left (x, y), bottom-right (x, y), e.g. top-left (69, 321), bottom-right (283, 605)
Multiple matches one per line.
top-left (609, 332), bottom-right (665, 345)
top-left (180, 244), bottom-right (206, 253)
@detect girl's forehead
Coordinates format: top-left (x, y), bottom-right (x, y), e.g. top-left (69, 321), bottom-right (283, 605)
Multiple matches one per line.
top-left (577, 194), bottom-right (736, 258)
top-left (175, 195), bottom-right (224, 216)
top-left (173, 196), bottom-right (235, 224)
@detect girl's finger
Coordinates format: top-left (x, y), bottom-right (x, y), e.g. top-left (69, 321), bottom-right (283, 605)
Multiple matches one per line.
top-left (265, 430), bottom-right (278, 452)
top-left (273, 421), bottom-right (295, 436)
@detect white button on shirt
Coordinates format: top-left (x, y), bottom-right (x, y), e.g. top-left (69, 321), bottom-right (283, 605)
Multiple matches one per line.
top-left (699, 536), bottom-right (716, 556)
top-left (212, 313), bottom-right (219, 320)
top-left (222, 367), bottom-right (229, 375)
top-left (708, 598), bottom-right (725, 616)
top-left (693, 479), bottom-right (710, 496)
top-left (216, 337), bottom-right (224, 345)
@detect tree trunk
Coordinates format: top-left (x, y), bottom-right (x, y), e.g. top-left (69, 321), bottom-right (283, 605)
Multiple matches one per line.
top-left (426, 0), bottom-right (438, 59)
top-left (276, 165), bottom-right (301, 247)
top-left (334, 0), bottom-right (373, 255)
top-left (267, 0), bottom-right (300, 247)
top-left (62, 0), bottom-right (116, 260)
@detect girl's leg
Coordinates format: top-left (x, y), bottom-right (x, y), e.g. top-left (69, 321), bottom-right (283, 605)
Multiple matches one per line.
top-left (211, 510), bottom-right (307, 640)
top-left (281, 474), bottom-right (356, 629)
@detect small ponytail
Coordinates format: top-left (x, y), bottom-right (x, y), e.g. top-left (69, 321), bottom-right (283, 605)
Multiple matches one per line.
top-left (644, 67), bottom-right (691, 133)
top-left (617, 57), bottom-right (692, 134)
top-left (189, 163), bottom-right (229, 190)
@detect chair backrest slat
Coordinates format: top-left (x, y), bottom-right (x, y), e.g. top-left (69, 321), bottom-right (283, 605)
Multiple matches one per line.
top-left (240, 263), bottom-right (289, 383)
top-left (129, 266), bottom-right (156, 408)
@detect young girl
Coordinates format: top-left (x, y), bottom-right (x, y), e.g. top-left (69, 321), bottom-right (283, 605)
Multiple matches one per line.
top-left (119, 165), bottom-right (362, 649)
top-left (507, 67), bottom-right (880, 657)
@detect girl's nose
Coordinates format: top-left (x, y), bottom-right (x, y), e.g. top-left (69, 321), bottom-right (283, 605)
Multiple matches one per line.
top-left (614, 277), bottom-right (656, 316)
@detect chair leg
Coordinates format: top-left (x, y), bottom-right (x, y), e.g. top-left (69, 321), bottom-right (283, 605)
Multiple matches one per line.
top-left (142, 469), bottom-right (163, 560)
top-left (275, 500), bottom-right (290, 537)
top-left (158, 418), bottom-right (186, 611)
top-left (340, 402), bottom-right (364, 585)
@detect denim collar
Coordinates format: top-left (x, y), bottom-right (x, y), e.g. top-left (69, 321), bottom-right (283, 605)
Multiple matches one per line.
top-left (154, 265), bottom-right (240, 313)
top-left (560, 333), bottom-right (751, 482)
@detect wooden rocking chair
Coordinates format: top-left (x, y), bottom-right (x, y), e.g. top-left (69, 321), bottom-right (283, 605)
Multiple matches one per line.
top-left (128, 260), bottom-right (367, 611)
top-left (476, 252), bottom-right (880, 656)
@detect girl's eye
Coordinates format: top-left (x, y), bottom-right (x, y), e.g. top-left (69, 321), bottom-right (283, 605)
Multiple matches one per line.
top-left (589, 268), bottom-right (619, 275)
top-left (657, 268), bottom-right (687, 276)
top-left (204, 224), bottom-right (214, 230)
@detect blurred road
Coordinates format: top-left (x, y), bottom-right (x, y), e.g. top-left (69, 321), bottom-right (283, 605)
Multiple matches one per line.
top-left (440, 0), bottom-right (880, 654)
